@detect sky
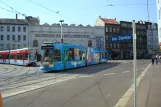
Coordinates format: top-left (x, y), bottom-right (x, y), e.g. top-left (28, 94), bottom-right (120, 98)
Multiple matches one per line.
top-left (0, 0), bottom-right (157, 26)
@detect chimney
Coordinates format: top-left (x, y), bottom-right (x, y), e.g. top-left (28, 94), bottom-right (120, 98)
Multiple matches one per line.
top-left (16, 14), bottom-right (18, 19)
top-left (99, 16), bottom-right (101, 18)
top-left (115, 18), bottom-right (116, 20)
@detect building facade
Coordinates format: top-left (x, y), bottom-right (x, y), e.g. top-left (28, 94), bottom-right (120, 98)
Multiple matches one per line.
top-left (0, 16), bottom-right (39, 50)
top-left (29, 24), bottom-right (105, 53)
top-left (156, 0), bottom-right (161, 46)
top-left (147, 23), bottom-right (159, 54)
top-left (30, 24), bottom-right (97, 52)
top-left (95, 16), bottom-right (120, 59)
top-left (119, 21), bottom-right (133, 59)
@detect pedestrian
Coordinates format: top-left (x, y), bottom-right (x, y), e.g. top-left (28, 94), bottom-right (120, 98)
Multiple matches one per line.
top-left (152, 55), bottom-right (155, 64)
top-left (156, 54), bottom-right (159, 65)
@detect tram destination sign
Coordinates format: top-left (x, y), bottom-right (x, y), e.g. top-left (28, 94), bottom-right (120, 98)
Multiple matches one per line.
top-left (41, 46), bottom-right (54, 49)
top-left (110, 34), bottom-right (133, 42)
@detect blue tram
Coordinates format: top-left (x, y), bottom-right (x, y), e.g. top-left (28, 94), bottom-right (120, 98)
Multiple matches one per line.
top-left (40, 43), bottom-right (108, 71)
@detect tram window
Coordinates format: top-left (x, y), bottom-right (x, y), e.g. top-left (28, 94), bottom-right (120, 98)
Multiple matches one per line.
top-left (105, 52), bottom-right (108, 58)
top-left (10, 54), bottom-right (14, 59)
top-left (102, 52), bottom-right (105, 58)
top-left (17, 54), bottom-right (23, 60)
top-left (5, 54), bottom-right (9, 59)
top-left (54, 49), bottom-right (61, 61)
top-left (25, 53), bottom-right (28, 60)
top-left (68, 48), bottom-right (74, 61)
top-left (79, 51), bottom-right (83, 60)
top-left (82, 51), bottom-right (86, 60)
top-left (0, 54), bottom-right (3, 59)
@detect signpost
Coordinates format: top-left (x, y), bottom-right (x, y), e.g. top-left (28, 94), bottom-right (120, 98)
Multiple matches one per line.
top-left (133, 20), bottom-right (137, 107)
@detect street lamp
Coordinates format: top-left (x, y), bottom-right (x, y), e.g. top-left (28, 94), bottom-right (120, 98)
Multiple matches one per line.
top-left (59, 20), bottom-right (64, 43)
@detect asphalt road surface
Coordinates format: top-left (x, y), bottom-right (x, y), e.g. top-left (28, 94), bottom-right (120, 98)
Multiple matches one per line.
top-left (1, 60), bottom-right (151, 107)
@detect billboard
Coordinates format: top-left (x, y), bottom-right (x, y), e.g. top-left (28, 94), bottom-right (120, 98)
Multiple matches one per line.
top-left (110, 34), bottom-right (133, 42)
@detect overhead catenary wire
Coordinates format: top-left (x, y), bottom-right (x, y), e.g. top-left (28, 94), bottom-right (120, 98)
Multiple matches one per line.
top-left (27, 0), bottom-right (76, 24)
top-left (0, 0), bottom-right (26, 17)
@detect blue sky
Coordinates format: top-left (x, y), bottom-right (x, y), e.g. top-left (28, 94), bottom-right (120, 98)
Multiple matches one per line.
top-left (0, 0), bottom-right (157, 26)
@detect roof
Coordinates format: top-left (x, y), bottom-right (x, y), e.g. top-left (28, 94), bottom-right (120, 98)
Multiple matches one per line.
top-left (0, 19), bottom-right (28, 25)
top-left (101, 18), bottom-right (119, 25)
top-left (0, 16), bottom-right (39, 25)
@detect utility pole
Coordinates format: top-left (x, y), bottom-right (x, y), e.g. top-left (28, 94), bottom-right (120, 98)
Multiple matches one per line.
top-left (59, 20), bottom-right (64, 43)
top-left (133, 20), bottom-right (137, 107)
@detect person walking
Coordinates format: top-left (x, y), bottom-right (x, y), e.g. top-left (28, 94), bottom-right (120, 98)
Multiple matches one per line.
top-left (152, 55), bottom-right (155, 64)
top-left (156, 54), bottom-right (159, 65)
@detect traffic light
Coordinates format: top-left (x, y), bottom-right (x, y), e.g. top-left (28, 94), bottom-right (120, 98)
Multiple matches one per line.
top-left (88, 40), bottom-right (92, 47)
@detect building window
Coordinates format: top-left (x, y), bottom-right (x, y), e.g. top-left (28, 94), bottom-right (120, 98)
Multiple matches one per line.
top-left (110, 43), bottom-right (112, 48)
top-left (113, 43), bottom-right (116, 48)
top-left (12, 35), bottom-right (15, 40)
top-left (7, 44), bottom-right (10, 49)
top-left (12, 44), bottom-right (15, 49)
top-left (106, 44), bottom-right (109, 48)
top-left (117, 43), bottom-right (120, 48)
top-left (0, 35), bottom-right (3, 40)
top-left (0, 44), bottom-right (4, 50)
top-left (113, 28), bottom-right (116, 32)
top-left (12, 26), bottom-right (15, 32)
top-left (106, 27), bottom-right (109, 32)
top-left (18, 27), bottom-right (21, 32)
top-left (110, 28), bottom-right (112, 32)
top-left (7, 35), bottom-right (10, 40)
top-left (23, 27), bottom-right (26, 32)
top-left (18, 35), bottom-right (21, 41)
top-left (18, 44), bottom-right (20, 49)
top-left (33, 40), bottom-right (38, 47)
top-left (23, 35), bottom-right (26, 40)
top-left (23, 44), bottom-right (26, 48)
top-left (7, 26), bottom-right (10, 31)
top-left (0, 26), bottom-right (3, 31)
top-left (117, 28), bottom-right (119, 33)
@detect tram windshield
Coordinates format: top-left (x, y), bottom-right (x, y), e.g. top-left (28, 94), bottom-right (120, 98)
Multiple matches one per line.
top-left (41, 49), bottom-right (54, 62)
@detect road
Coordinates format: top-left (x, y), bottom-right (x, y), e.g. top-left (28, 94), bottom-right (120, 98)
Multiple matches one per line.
top-left (1, 60), bottom-right (151, 107)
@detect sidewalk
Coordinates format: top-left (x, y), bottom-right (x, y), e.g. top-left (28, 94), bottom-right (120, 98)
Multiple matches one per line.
top-left (125, 64), bottom-right (161, 107)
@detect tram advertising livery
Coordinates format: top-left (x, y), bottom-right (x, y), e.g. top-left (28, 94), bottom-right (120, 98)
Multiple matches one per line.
top-left (40, 43), bottom-right (108, 71)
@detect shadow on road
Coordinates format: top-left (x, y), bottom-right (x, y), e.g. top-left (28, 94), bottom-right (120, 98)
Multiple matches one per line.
top-left (45, 62), bottom-right (121, 75)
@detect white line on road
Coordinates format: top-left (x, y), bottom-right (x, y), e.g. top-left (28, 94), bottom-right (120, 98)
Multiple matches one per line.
top-left (78, 75), bottom-right (92, 78)
top-left (114, 63), bottom-right (152, 107)
top-left (104, 73), bottom-right (116, 76)
top-left (141, 68), bottom-right (145, 70)
top-left (122, 71), bottom-right (130, 73)
top-left (2, 75), bottom-right (78, 98)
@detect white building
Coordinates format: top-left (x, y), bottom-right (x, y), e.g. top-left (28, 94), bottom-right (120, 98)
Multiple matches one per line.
top-left (30, 24), bottom-right (105, 52)
top-left (156, 0), bottom-right (161, 46)
top-left (147, 23), bottom-right (159, 53)
top-left (0, 16), bottom-right (39, 50)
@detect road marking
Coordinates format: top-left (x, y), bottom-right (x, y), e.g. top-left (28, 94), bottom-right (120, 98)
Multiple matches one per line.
top-left (2, 75), bottom-right (78, 98)
top-left (114, 63), bottom-right (151, 107)
top-left (78, 75), bottom-right (92, 78)
top-left (104, 73), bottom-right (116, 76)
top-left (122, 71), bottom-right (130, 73)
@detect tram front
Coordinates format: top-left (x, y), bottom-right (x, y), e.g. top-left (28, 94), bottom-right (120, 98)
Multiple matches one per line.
top-left (40, 45), bottom-right (54, 71)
